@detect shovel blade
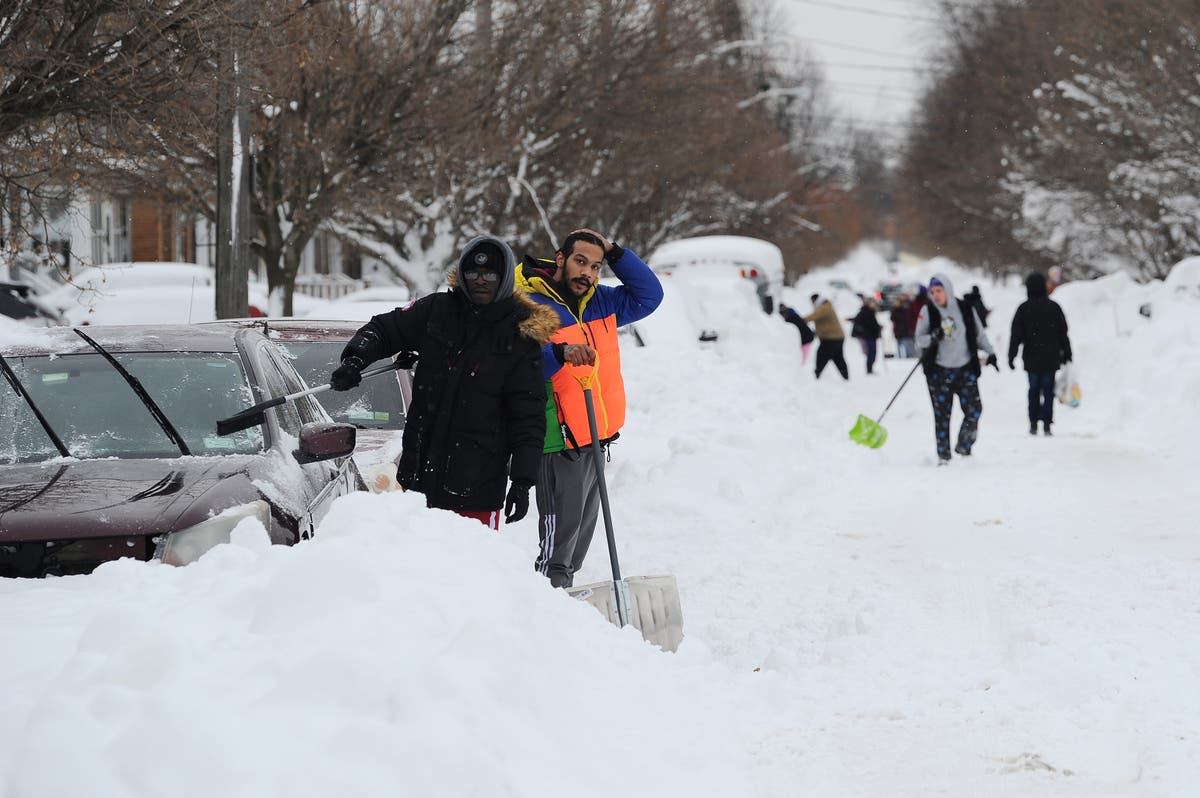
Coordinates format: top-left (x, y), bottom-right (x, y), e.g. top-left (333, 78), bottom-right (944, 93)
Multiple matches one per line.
top-left (849, 413), bottom-right (888, 448)
top-left (568, 575), bottom-right (684, 652)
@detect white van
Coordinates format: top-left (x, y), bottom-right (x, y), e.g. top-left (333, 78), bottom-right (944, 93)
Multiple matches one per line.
top-left (647, 235), bottom-right (784, 314)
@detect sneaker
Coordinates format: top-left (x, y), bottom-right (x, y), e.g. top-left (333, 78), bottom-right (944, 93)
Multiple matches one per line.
top-left (937, 457), bottom-right (951, 467)
top-left (954, 445), bottom-right (972, 456)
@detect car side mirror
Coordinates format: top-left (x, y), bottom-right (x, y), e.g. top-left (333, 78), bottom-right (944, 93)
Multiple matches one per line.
top-left (294, 422), bottom-right (356, 464)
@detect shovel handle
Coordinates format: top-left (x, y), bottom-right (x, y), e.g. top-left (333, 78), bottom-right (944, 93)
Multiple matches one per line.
top-left (876, 359), bottom-right (923, 423)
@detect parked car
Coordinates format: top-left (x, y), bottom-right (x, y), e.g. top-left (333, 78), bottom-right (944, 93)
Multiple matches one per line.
top-left (0, 281), bottom-right (63, 325)
top-left (37, 262), bottom-right (327, 325)
top-left (0, 324), bottom-right (364, 578)
top-left (648, 236), bottom-right (784, 315)
top-left (874, 278), bottom-right (921, 312)
top-left (204, 318), bottom-right (412, 491)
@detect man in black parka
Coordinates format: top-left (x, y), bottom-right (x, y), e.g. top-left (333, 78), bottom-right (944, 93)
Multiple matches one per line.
top-left (1008, 271), bottom-right (1073, 436)
top-left (329, 235), bottom-right (560, 528)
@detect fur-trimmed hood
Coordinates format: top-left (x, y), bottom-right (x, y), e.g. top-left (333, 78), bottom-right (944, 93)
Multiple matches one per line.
top-left (513, 290), bottom-right (560, 345)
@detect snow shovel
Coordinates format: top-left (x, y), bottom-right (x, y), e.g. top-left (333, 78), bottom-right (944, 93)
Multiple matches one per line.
top-left (215, 359), bottom-right (406, 436)
top-left (849, 359), bottom-right (922, 449)
top-left (564, 366), bottom-right (684, 653)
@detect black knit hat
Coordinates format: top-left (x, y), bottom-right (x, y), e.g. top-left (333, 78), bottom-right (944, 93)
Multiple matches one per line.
top-left (466, 241), bottom-right (505, 273)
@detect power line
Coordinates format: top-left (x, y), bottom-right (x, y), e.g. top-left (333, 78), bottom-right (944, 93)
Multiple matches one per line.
top-left (826, 79), bottom-right (923, 94)
top-left (824, 61), bottom-right (946, 73)
top-left (792, 35), bottom-right (919, 61)
top-left (790, 0), bottom-right (941, 24)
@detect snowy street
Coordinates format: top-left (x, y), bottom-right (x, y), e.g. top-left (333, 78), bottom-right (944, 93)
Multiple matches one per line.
top-left (2, 250), bottom-right (1199, 797)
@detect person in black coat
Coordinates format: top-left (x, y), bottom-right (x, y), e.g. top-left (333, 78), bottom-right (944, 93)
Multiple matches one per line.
top-left (850, 296), bottom-right (883, 374)
top-left (963, 284), bottom-right (991, 327)
top-left (1008, 271), bottom-right (1072, 436)
top-left (329, 235), bottom-right (560, 528)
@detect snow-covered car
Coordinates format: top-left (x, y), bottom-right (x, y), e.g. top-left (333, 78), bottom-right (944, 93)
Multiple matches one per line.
top-left (1164, 256), bottom-right (1200, 298)
top-left (204, 318), bottom-right (412, 492)
top-left (648, 236), bottom-right (784, 316)
top-left (0, 324), bottom-right (364, 578)
top-left (309, 285), bottom-right (412, 322)
top-left (37, 262), bottom-right (327, 325)
top-left (0, 281), bottom-right (63, 325)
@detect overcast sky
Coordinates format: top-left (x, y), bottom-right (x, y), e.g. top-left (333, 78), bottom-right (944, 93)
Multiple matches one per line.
top-left (775, 0), bottom-right (944, 140)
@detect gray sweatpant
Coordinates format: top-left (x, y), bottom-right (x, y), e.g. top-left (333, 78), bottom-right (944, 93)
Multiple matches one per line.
top-left (534, 450), bottom-right (600, 588)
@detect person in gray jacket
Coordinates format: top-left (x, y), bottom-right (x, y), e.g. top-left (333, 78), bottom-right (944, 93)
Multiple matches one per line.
top-left (914, 273), bottom-right (997, 464)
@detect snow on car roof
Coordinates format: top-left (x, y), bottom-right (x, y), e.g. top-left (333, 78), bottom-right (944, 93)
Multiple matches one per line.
top-left (1, 323), bottom-right (243, 356)
top-left (0, 316), bottom-right (60, 348)
top-left (1165, 256), bottom-right (1200, 291)
top-left (648, 236), bottom-right (784, 279)
top-left (201, 318), bottom-right (360, 342)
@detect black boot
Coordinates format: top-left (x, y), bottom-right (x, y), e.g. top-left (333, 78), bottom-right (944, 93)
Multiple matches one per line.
top-left (1029, 421), bottom-right (1037, 435)
top-left (1043, 421), bottom-right (1052, 436)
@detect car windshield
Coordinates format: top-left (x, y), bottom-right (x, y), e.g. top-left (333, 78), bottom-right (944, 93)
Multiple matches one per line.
top-left (281, 342), bottom-right (406, 430)
top-left (0, 352), bottom-right (263, 463)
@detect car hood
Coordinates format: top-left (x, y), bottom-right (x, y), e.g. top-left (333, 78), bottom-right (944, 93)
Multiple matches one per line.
top-left (0, 456), bottom-right (261, 542)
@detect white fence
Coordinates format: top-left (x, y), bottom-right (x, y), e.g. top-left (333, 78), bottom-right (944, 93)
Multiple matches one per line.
top-left (292, 273), bottom-right (365, 300)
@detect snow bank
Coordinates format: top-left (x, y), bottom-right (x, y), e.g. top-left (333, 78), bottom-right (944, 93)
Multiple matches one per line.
top-left (0, 491), bottom-right (752, 798)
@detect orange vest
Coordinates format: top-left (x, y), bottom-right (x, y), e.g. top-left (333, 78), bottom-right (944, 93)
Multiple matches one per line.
top-left (548, 311), bottom-right (625, 448)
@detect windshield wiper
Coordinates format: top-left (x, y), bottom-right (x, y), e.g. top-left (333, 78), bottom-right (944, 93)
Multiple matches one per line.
top-left (0, 352), bottom-right (70, 458)
top-left (73, 329), bottom-right (191, 457)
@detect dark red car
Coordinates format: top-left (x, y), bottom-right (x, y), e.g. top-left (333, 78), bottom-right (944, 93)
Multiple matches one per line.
top-left (203, 318), bottom-right (413, 492)
top-left (0, 324), bottom-right (364, 577)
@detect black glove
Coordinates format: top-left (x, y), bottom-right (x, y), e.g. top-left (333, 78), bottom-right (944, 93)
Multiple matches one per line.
top-left (986, 353), bottom-right (999, 372)
top-left (330, 356), bottom-right (365, 391)
top-left (1008, 357), bottom-right (1016, 370)
top-left (504, 481), bottom-right (532, 524)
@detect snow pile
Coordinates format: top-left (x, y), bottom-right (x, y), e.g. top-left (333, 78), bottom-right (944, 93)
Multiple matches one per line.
top-left (3, 250), bottom-right (1200, 796)
top-left (0, 491), bottom-right (752, 798)
top-left (1044, 271), bottom-right (1200, 460)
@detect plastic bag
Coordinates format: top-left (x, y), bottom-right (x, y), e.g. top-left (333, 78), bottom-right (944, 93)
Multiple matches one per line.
top-left (1056, 364), bottom-right (1082, 407)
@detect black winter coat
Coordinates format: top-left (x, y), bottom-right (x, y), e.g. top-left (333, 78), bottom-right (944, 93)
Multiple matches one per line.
top-left (850, 306), bottom-right (882, 339)
top-left (343, 289), bottom-right (558, 512)
top-left (780, 305), bottom-right (815, 344)
top-left (1008, 274), bottom-right (1072, 373)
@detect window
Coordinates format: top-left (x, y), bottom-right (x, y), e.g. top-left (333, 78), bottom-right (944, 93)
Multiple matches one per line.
top-left (282, 341), bottom-right (406, 430)
top-left (256, 344), bottom-right (302, 437)
top-left (1, 353), bottom-right (262, 462)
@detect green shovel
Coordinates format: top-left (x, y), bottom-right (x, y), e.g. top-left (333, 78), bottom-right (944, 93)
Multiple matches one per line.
top-left (849, 360), bottom-right (922, 449)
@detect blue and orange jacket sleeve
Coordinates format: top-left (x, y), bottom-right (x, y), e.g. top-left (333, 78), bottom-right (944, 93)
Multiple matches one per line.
top-left (601, 248), bottom-right (664, 326)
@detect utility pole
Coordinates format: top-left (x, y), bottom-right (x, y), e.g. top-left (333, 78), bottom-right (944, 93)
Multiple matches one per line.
top-left (477, 0), bottom-right (492, 50)
top-left (216, 1), bottom-right (251, 319)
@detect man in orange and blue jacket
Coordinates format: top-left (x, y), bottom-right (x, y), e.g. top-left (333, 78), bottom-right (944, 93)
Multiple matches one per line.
top-left (516, 228), bottom-right (663, 588)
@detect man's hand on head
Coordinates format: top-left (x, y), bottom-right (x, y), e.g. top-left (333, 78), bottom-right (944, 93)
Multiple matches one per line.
top-left (570, 228), bottom-right (612, 255)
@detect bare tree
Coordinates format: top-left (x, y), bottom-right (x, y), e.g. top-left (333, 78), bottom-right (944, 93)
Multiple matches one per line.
top-left (337, 0), bottom-right (837, 286)
top-left (0, 0), bottom-right (226, 251)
